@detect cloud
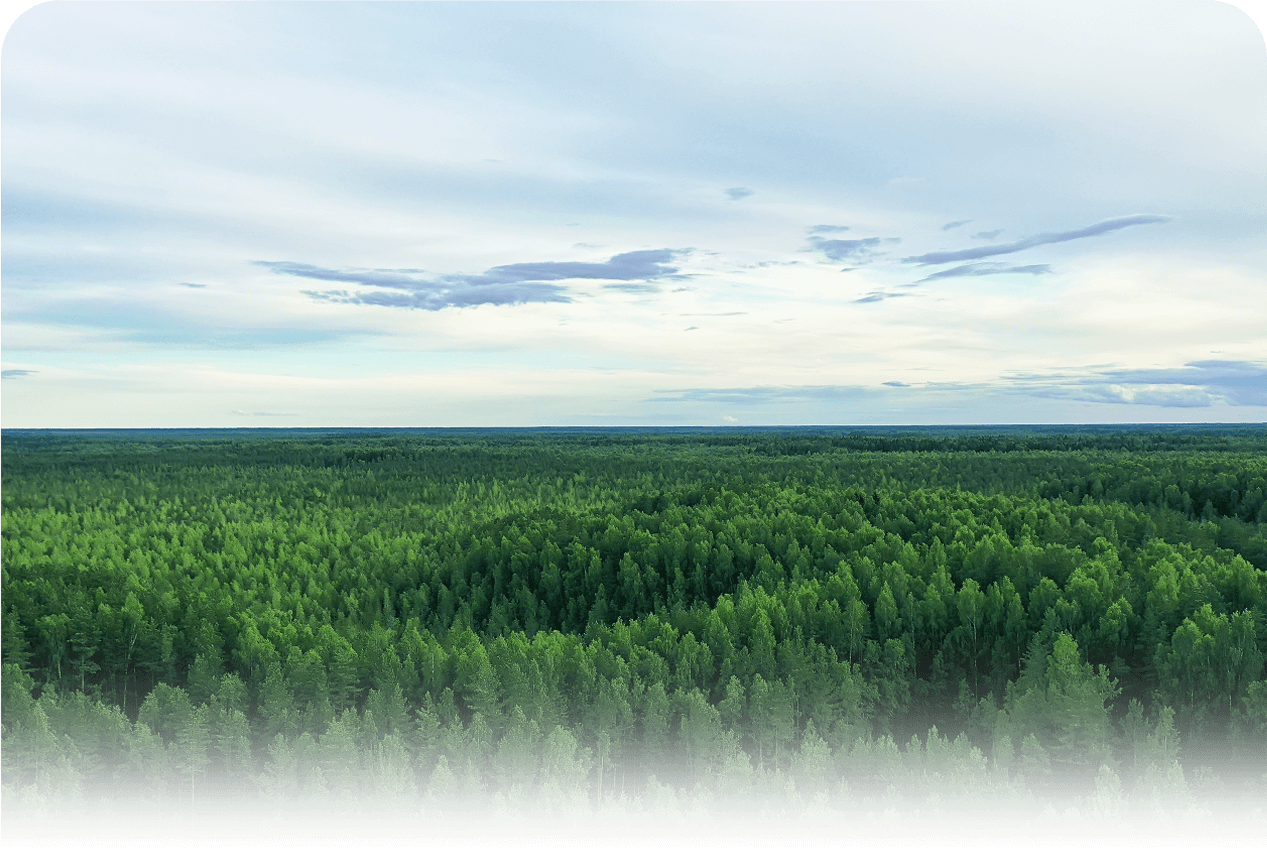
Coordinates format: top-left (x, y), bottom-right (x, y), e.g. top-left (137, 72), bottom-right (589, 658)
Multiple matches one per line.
top-left (604, 282), bottom-right (660, 293)
top-left (971, 229), bottom-right (1003, 240)
top-left (853, 290), bottom-right (911, 303)
top-left (809, 235), bottom-right (882, 262)
top-left (2, 369), bottom-right (34, 379)
top-left (809, 224), bottom-right (851, 233)
top-left (941, 220), bottom-right (972, 231)
top-left (179, 282), bottom-right (207, 288)
top-left (1015, 360), bottom-right (1267, 407)
top-left (903, 214), bottom-right (1173, 265)
top-left (649, 385), bottom-right (870, 403)
top-left (881, 381), bottom-right (910, 387)
top-left (914, 262), bottom-right (1052, 283)
top-left (260, 249), bottom-right (683, 310)
top-left (725, 187), bottom-right (754, 200)
top-left (482, 249), bottom-right (681, 282)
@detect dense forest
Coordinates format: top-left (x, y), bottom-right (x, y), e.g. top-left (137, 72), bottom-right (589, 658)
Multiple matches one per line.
top-left (3, 426), bottom-right (1266, 817)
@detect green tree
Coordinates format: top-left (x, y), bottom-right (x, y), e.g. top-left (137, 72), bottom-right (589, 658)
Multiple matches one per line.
top-left (369, 734), bottom-right (416, 800)
top-left (428, 755), bottom-right (458, 800)
top-left (1018, 729), bottom-right (1049, 790)
top-left (413, 694), bottom-right (443, 775)
top-left (122, 719), bottom-right (171, 795)
top-left (718, 675), bottom-right (746, 733)
top-left (785, 719), bottom-right (836, 795)
top-left (748, 673), bottom-right (773, 770)
top-left (677, 688), bottom-right (723, 785)
top-left (176, 704), bottom-right (212, 805)
top-left (321, 709), bottom-right (362, 795)
top-left (257, 729), bottom-right (299, 795)
top-left (489, 704), bottom-right (539, 790)
top-left (952, 575), bottom-right (983, 694)
top-left (257, 663), bottom-right (298, 742)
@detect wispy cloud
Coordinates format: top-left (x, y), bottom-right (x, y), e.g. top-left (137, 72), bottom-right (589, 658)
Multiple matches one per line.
top-left (941, 220), bottom-right (972, 231)
top-left (725, 187), bottom-right (754, 200)
top-left (179, 282), bottom-right (207, 288)
top-left (1012, 360), bottom-right (1267, 407)
top-left (913, 262), bottom-right (1051, 283)
top-left (260, 249), bottom-right (683, 310)
top-left (2, 369), bottom-right (35, 379)
top-left (971, 229), bottom-right (1003, 240)
top-left (853, 290), bottom-right (912, 303)
top-left (903, 215), bottom-right (1172, 265)
top-left (809, 224), bottom-right (851, 233)
top-left (649, 385), bottom-right (869, 403)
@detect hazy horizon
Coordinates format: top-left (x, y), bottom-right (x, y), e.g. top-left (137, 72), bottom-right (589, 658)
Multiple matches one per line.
top-left (3, 2), bottom-right (1266, 427)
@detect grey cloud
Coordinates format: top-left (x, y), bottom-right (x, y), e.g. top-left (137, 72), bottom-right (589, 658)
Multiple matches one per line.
top-left (881, 381), bottom-right (910, 387)
top-left (2, 369), bottom-right (34, 379)
top-left (941, 220), bottom-right (972, 231)
top-left (1015, 360), bottom-right (1267, 407)
top-left (483, 249), bottom-right (680, 282)
top-left (261, 249), bottom-right (683, 310)
top-left (915, 262), bottom-right (1051, 283)
top-left (904, 215), bottom-right (1172, 265)
top-left (854, 290), bottom-right (911, 303)
top-left (179, 282), bottom-right (207, 288)
top-left (971, 229), bottom-right (1004, 240)
top-left (1023, 384), bottom-right (1214, 408)
top-left (810, 236), bottom-right (882, 262)
top-left (303, 282), bottom-right (571, 310)
top-left (649, 385), bottom-right (869, 403)
top-left (809, 224), bottom-right (850, 233)
top-left (726, 187), bottom-right (754, 200)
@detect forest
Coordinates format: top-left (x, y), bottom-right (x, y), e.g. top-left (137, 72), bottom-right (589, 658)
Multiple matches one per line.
top-left (3, 426), bottom-right (1266, 818)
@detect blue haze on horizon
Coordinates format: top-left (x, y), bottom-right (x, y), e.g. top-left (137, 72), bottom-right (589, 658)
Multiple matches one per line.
top-left (2, 1), bottom-right (1266, 427)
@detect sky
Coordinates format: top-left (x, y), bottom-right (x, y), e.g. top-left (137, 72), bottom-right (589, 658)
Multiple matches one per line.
top-left (2, 0), bottom-right (1266, 428)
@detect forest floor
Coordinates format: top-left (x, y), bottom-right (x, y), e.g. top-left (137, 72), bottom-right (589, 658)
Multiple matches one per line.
top-left (2, 795), bottom-right (1267, 836)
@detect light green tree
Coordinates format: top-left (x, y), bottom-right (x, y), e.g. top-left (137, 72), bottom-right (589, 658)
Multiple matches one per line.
top-left (428, 755), bottom-right (458, 800)
top-left (369, 734), bottom-right (416, 800)
top-left (489, 704), bottom-right (539, 790)
top-left (321, 709), bottom-right (362, 795)
top-left (790, 719), bottom-right (831, 795)
top-left (255, 729), bottom-right (297, 795)
top-left (174, 704), bottom-right (211, 805)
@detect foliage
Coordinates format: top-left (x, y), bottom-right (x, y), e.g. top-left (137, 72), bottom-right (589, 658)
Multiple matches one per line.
top-left (3, 427), bottom-right (1266, 806)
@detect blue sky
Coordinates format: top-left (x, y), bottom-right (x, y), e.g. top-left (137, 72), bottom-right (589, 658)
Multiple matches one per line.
top-left (3, 1), bottom-right (1266, 427)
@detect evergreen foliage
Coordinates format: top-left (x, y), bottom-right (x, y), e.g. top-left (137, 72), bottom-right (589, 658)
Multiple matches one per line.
top-left (3, 427), bottom-right (1265, 809)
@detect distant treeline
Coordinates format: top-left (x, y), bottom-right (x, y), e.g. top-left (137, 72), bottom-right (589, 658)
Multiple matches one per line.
top-left (2, 428), bottom-right (1265, 808)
